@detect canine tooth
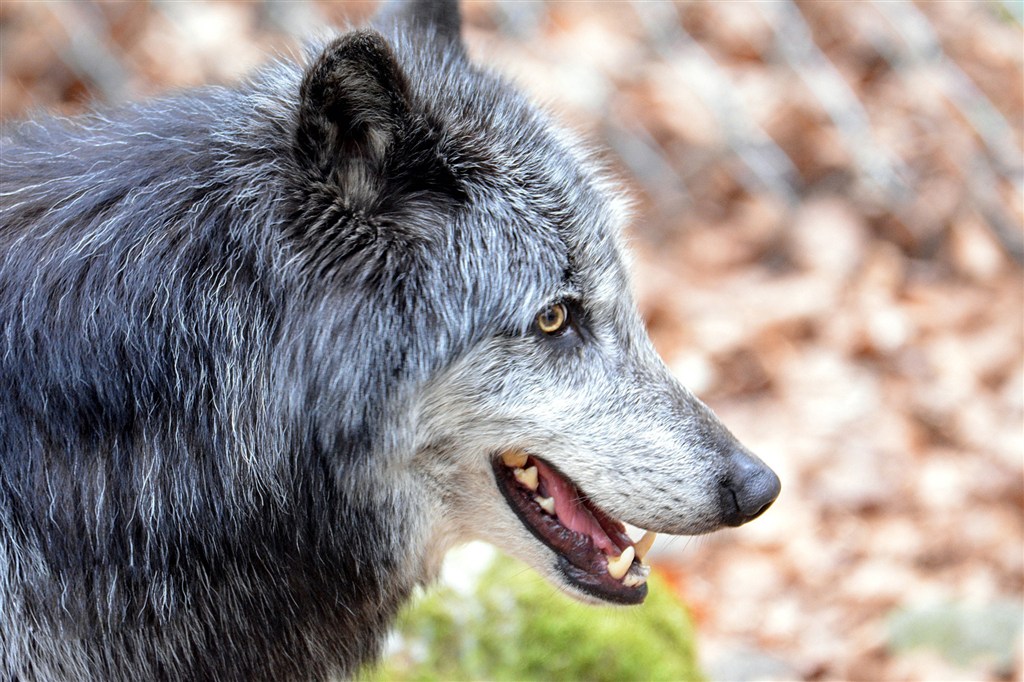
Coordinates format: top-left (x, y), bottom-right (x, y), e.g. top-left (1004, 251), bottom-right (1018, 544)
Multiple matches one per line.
top-left (514, 466), bottom-right (539, 491)
top-left (606, 546), bottom-right (635, 580)
top-left (634, 531), bottom-right (657, 561)
top-left (535, 496), bottom-right (555, 514)
top-left (501, 450), bottom-right (529, 468)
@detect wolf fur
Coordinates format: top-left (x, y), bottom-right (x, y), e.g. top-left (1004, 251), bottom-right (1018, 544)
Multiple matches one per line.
top-left (0, 1), bottom-right (778, 680)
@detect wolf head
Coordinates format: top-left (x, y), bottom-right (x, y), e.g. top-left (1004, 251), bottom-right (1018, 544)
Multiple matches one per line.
top-left (286, 0), bottom-right (780, 606)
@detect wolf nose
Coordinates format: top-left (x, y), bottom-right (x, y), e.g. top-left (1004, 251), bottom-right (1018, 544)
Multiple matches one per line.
top-left (720, 449), bottom-right (781, 527)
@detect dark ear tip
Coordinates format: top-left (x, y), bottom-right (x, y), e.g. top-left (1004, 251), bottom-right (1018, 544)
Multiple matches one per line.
top-left (301, 28), bottom-right (410, 111)
top-left (325, 30), bottom-right (391, 59)
top-left (311, 30), bottom-right (396, 85)
top-left (296, 29), bottom-right (412, 172)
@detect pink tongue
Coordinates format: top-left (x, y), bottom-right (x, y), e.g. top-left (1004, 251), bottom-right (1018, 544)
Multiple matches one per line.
top-left (532, 459), bottom-right (618, 555)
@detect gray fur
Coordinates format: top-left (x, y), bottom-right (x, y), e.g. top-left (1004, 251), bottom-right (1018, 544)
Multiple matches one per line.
top-left (0, 1), bottom-right (777, 679)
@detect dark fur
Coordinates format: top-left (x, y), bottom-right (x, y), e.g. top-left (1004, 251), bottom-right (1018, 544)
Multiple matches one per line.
top-left (0, 2), bottom-right (558, 679)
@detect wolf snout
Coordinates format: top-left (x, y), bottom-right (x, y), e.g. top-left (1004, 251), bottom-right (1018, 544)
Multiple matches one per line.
top-left (719, 449), bottom-right (781, 527)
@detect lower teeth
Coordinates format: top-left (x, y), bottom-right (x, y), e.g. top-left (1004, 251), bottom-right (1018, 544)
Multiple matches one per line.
top-left (622, 563), bottom-right (651, 587)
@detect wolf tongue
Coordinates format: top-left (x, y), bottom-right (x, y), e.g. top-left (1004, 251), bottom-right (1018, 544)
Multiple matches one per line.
top-left (531, 458), bottom-right (618, 555)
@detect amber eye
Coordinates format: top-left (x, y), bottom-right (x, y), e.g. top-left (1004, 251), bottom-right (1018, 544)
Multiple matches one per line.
top-left (536, 302), bottom-right (569, 334)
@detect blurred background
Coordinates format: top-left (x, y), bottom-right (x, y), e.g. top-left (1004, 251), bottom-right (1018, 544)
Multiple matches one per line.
top-left (2, 1), bottom-right (1021, 679)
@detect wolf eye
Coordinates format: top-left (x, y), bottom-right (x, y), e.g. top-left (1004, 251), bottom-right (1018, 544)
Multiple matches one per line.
top-left (536, 303), bottom-right (569, 335)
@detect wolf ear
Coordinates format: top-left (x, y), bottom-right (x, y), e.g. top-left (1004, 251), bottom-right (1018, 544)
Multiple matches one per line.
top-left (376, 0), bottom-right (463, 47)
top-left (296, 30), bottom-right (412, 176)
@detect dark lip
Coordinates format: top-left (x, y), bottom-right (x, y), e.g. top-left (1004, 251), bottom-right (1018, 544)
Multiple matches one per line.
top-left (491, 455), bottom-right (648, 605)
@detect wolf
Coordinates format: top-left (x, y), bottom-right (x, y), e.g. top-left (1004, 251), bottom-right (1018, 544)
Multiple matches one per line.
top-left (0, 1), bottom-right (779, 679)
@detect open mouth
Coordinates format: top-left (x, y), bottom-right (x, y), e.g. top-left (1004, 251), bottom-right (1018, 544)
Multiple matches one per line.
top-left (492, 450), bottom-right (656, 605)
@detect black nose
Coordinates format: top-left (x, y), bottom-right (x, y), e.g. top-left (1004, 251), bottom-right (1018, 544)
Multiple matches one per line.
top-left (720, 449), bottom-right (781, 527)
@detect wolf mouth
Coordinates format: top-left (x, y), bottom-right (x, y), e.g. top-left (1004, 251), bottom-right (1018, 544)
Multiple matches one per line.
top-left (492, 450), bottom-right (655, 605)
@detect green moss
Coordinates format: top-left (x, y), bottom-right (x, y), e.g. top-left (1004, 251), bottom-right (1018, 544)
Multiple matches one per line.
top-left (360, 556), bottom-right (704, 681)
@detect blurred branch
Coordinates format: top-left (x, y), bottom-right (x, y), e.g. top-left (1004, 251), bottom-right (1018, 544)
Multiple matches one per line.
top-left (760, 1), bottom-right (911, 204)
top-left (45, 1), bottom-right (129, 104)
top-left (602, 120), bottom-right (693, 241)
top-left (874, 0), bottom-right (1023, 263)
top-left (875, 0), bottom-right (1021, 180)
top-left (632, 2), bottom-right (801, 206)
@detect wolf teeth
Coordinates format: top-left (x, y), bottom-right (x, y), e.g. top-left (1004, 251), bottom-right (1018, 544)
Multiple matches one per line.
top-left (622, 572), bottom-right (648, 588)
top-left (622, 563), bottom-right (650, 587)
top-left (606, 546), bottom-right (635, 580)
top-left (513, 466), bottom-right (538, 491)
top-left (622, 574), bottom-right (643, 587)
top-left (535, 496), bottom-right (555, 514)
top-left (501, 450), bottom-right (529, 468)
top-left (634, 530), bottom-right (657, 562)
